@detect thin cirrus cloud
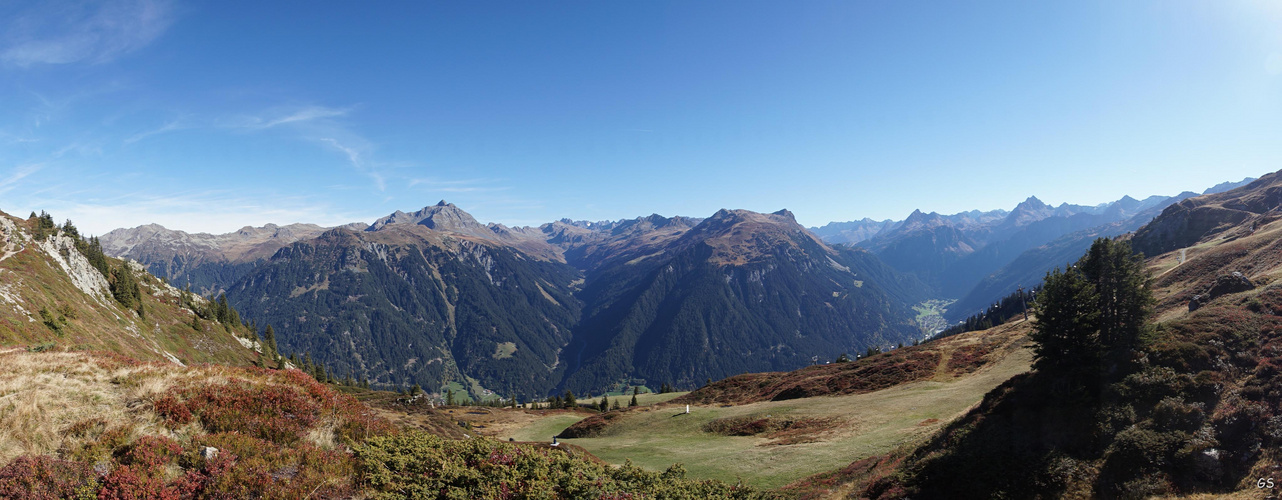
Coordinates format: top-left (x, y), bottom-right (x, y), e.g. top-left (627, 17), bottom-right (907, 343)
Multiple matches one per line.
top-left (318, 136), bottom-right (387, 192)
top-left (123, 119), bottom-right (185, 144)
top-left (226, 105), bottom-right (352, 131)
top-left (0, 0), bottom-right (175, 67)
top-left (0, 164), bottom-right (44, 196)
top-left (225, 104), bottom-right (399, 193)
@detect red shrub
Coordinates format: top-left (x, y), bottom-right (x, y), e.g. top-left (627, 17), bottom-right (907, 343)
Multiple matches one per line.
top-left (0, 455), bottom-right (95, 499)
top-left (162, 382), bottom-right (321, 445)
top-left (947, 344), bottom-right (993, 375)
top-left (153, 370), bottom-right (394, 446)
top-left (98, 465), bottom-right (175, 500)
top-left (192, 433), bottom-right (355, 499)
top-left (152, 395), bottom-right (192, 426)
top-left (121, 435), bottom-right (182, 470)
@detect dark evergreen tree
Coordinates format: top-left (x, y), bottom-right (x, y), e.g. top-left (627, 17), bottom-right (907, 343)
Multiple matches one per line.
top-left (1078, 238), bottom-right (1153, 351)
top-left (1031, 238), bottom-right (1152, 391)
top-left (109, 265), bottom-right (141, 309)
top-left (263, 324), bottom-right (278, 356)
top-left (1031, 265), bottom-right (1100, 380)
top-left (563, 390), bottom-right (576, 409)
top-left (629, 387), bottom-right (639, 407)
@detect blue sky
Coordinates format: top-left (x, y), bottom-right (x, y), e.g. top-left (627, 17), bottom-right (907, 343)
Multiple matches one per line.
top-left (2, 1), bottom-right (1280, 235)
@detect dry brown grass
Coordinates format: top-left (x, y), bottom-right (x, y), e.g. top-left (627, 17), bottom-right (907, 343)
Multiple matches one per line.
top-left (0, 349), bottom-right (325, 466)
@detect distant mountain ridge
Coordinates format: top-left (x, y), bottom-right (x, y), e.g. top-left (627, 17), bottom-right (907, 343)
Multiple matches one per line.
top-left (96, 175), bottom-right (1258, 397)
top-left (807, 178), bottom-right (1255, 316)
top-left (104, 202), bottom-right (926, 399)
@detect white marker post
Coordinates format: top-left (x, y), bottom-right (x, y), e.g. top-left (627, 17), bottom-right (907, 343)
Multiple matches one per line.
top-left (685, 405), bottom-right (690, 414)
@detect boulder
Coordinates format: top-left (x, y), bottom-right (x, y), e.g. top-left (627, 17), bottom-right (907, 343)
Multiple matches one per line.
top-left (200, 446), bottom-right (219, 460)
top-left (1189, 272), bottom-right (1255, 312)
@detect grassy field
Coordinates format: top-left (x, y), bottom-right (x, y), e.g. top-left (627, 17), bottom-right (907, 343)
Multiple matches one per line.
top-left (511, 414), bottom-right (586, 442)
top-left (556, 324), bottom-right (1034, 490)
top-left (575, 390), bottom-right (687, 407)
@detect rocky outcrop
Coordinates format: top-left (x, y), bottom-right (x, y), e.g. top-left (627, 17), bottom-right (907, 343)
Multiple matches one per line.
top-left (36, 234), bottom-right (112, 305)
top-left (1134, 173), bottom-right (1282, 258)
top-left (1189, 272), bottom-right (1255, 312)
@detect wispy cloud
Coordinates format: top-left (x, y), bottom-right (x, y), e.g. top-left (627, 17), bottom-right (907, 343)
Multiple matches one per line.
top-left (319, 137), bottom-right (386, 191)
top-left (0, 164), bottom-right (44, 196)
top-left (0, 130), bottom-right (39, 144)
top-left (1, 0), bottom-right (175, 67)
top-left (226, 105), bottom-right (351, 131)
top-left (220, 104), bottom-right (393, 191)
top-left (123, 119), bottom-right (184, 144)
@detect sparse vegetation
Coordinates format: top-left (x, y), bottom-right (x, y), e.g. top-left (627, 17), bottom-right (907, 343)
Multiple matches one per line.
top-left (0, 349), bottom-right (392, 498)
top-left (354, 431), bottom-right (774, 499)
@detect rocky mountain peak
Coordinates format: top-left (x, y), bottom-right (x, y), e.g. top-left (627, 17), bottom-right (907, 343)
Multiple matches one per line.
top-left (1013, 196), bottom-right (1048, 212)
top-left (1002, 196), bottom-right (1055, 228)
top-left (366, 201), bottom-right (486, 235)
top-left (900, 209), bottom-right (948, 230)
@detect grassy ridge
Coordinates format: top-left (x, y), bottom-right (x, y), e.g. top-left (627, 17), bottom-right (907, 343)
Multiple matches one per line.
top-left (543, 322), bottom-right (1033, 490)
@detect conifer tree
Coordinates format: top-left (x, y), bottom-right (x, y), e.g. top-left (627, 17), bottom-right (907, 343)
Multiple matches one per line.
top-left (564, 390), bottom-right (576, 409)
top-left (1032, 265), bottom-right (1100, 378)
top-left (629, 387), bottom-right (639, 407)
top-left (109, 265), bottom-right (141, 309)
top-left (263, 324), bottom-right (278, 356)
top-left (1032, 238), bottom-right (1153, 389)
top-left (1079, 238), bottom-right (1153, 351)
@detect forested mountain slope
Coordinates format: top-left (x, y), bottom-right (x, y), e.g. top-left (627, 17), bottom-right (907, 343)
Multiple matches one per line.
top-left (560, 209), bottom-right (925, 393)
top-left (226, 224), bottom-right (583, 399)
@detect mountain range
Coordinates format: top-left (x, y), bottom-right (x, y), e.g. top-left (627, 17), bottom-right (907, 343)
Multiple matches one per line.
top-left (98, 177), bottom-right (1255, 398)
top-left (811, 178), bottom-right (1255, 321)
top-left (103, 202), bottom-right (928, 399)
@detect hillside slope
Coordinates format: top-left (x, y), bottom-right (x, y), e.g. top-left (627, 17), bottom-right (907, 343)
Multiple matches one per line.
top-left (1133, 171), bottom-right (1282, 258)
top-left (551, 320), bottom-right (1032, 490)
top-left (828, 183), bottom-right (1282, 498)
top-left (0, 211), bottom-right (259, 366)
